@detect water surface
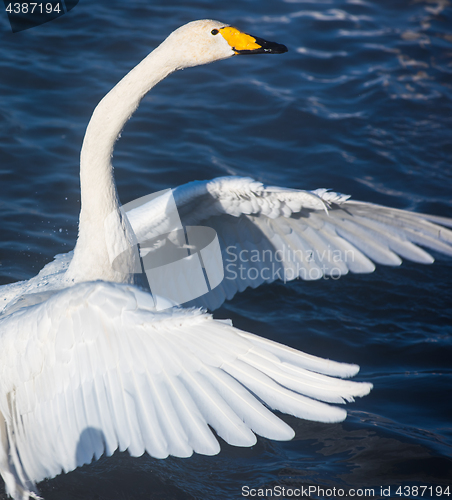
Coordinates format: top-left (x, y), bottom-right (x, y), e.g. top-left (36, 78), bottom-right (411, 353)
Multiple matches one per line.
top-left (0, 0), bottom-right (451, 498)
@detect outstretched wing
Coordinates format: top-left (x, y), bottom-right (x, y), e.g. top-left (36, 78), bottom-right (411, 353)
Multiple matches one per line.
top-left (127, 177), bottom-right (452, 310)
top-left (0, 281), bottom-right (371, 499)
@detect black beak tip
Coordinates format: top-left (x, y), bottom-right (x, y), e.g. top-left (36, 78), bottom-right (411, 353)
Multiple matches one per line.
top-left (267, 42), bottom-right (288, 54)
top-left (235, 39), bottom-right (289, 56)
top-left (254, 36), bottom-right (288, 55)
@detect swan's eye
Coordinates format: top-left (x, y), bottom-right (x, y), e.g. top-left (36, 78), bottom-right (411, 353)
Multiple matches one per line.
top-left (211, 29), bottom-right (219, 36)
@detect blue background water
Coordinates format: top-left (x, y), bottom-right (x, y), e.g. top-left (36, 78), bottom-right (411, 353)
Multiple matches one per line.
top-left (1, 0), bottom-right (451, 498)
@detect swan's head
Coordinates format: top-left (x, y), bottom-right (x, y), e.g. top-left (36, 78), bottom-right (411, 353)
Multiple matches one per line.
top-left (160, 20), bottom-right (288, 69)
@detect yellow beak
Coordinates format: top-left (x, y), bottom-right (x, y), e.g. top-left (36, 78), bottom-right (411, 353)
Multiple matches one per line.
top-left (219, 26), bottom-right (288, 55)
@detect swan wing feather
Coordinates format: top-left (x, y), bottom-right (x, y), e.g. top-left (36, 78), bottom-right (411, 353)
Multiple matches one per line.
top-left (0, 280), bottom-right (371, 498)
top-left (127, 177), bottom-right (452, 310)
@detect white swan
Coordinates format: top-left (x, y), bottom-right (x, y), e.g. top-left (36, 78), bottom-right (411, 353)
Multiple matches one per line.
top-left (0, 19), bottom-right (451, 500)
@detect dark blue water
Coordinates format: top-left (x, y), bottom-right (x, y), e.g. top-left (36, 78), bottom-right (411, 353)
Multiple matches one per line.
top-left (1, 1), bottom-right (451, 499)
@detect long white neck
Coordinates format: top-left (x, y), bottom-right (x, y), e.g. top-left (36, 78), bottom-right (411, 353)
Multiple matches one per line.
top-left (64, 19), bottom-right (234, 285)
top-left (65, 44), bottom-right (176, 284)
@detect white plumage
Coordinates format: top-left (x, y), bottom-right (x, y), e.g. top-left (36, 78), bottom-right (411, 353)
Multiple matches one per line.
top-left (126, 176), bottom-right (452, 310)
top-left (1, 281), bottom-right (371, 499)
top-left (0, 19), bottom-right (451, 500)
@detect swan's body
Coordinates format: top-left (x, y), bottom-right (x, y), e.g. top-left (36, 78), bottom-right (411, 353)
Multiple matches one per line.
top-left (0, 19), bottom-right (451, 500)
